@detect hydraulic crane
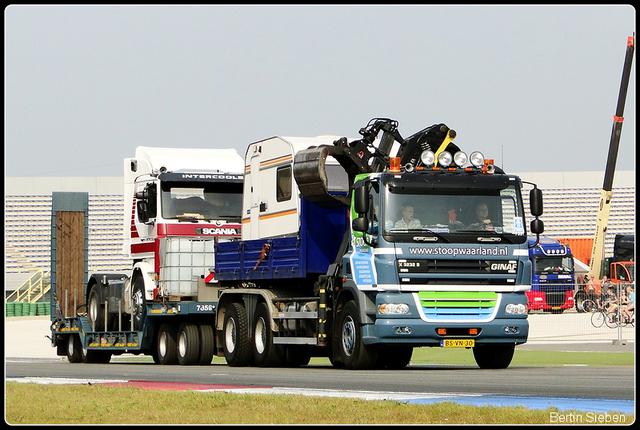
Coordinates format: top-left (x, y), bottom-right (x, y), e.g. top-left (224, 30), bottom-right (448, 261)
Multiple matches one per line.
top-left (587, 34), bottom-right (635, 282)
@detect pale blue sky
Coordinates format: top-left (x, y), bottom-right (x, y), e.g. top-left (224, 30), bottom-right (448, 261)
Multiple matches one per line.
top-left (4, 4), bottom-right (636, 177)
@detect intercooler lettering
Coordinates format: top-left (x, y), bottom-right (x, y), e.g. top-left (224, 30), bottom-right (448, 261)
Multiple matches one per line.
top-left (408, 246), bottom-right (508, 257)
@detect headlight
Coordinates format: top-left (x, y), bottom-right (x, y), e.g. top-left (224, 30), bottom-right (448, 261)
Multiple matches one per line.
top-left (378, 303), bottom-right (410, 315)
top-left (437, 151), bottom-right (452, 167)
top-left (420, 150), bottom-right (435, 168)
top-left (505, 303), bottom-right (527, 315)
top-left (470, 151), bottom-right (484, 168)
top-left (453, 151), bottom-right (468, 167)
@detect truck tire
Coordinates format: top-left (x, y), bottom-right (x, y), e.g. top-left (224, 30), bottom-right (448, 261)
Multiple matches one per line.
top-left (473, 344), bottom-right (515, 369)
top-left (178, 323), bottom-right (201, 365)
top-left (253, 303), bottom-right (284, 367)
top-left (337, 300), bottom-right (378, 370)
top-left (67, 335), bottom-right (83, 363)
top-left (88, 284), bottom-right (105, 331)
top-left (377, 346), bottom-right (413, 369)
top-left (222, 302), bottom-right (253, 367)
top-left (131, 276), bottom-right (146, 331)
top-left (574, 291), bottom-right (589, 313)
top-left (197, 323), bottom-right (215, 365)
top-left (157, 323), bottom-right (179, 365)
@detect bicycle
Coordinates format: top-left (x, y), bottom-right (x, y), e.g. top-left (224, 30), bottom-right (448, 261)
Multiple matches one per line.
top-left (588, 301), bottom-right (625, 329)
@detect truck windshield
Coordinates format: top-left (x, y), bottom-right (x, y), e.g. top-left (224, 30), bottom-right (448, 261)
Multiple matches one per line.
top-left (161, 182), bottom-right (242, 221)
top-left (534, 256), bottom-right (574, 275)
top-left (381, 180), bottom-right (526, 243)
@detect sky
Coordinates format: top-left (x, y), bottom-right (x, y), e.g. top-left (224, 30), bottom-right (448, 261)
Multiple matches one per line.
top-left (4, 4), bottom-right (636, 177)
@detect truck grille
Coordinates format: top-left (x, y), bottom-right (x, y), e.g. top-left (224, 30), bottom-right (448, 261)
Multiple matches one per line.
top-left (417, 291), bottom-right (499, 321)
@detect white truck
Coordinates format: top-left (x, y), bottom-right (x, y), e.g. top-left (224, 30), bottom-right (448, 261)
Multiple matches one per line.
top-left (51, 146), bottom-right (244, 365)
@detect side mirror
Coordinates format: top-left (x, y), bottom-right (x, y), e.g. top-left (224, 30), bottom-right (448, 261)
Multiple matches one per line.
top-left (136, 182), bottom-right (157, 223)
top-left (530, 218), bottom-right (544, 235)
top-left (353, 182), bottom-right (369, 214)
top-left (530, 187), bottom-right (543, 217)
top-left (352, 217), bottom-right (369, 233)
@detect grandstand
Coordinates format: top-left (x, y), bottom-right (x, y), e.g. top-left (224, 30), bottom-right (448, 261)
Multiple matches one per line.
top-left (4, 171), bottom-right (636, 292)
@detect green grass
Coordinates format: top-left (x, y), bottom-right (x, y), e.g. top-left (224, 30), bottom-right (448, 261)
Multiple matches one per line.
top-left (9, 347), bottom-right (632, 424)
top-left (5, 382), bottom-right (633, 425)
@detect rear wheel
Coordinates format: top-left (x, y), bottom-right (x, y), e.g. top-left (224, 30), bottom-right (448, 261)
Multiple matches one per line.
top-left (473, 344), bottom-right (515, 369)
top-left (222, 302), bottom-right (253, 367)
top-left (197, 323), bottom-right (216, 365)
top-left (177, 323), bottom-right (201, 365)
top-left (157, 323), bottom-right (178, 365)
top-left (88, 284), bottom-right (105, 331)
top-left (67, 335), bottom-right (82, 363)
top-left (253, 303), bottom-right (284, 367)
top-left (337, 300), bottom-right (378, 370)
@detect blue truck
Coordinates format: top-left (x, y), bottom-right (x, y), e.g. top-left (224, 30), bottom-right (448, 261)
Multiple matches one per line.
top-left (213, 119), bottom-right (544, 369)
top-left (525, 237), bottom-right (575, 314)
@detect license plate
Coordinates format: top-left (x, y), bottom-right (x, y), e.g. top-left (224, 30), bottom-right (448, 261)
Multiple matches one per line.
top-left (440, 339), bottom-right (475, 348)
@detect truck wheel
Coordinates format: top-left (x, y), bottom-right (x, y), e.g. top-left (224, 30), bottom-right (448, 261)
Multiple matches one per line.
top-left (222, 302), bottom-right (253, 367)
top-left (473, 344), bottom-right (515, 369)
top-left (253, 303), bottom-right (284, 367)
top-left (197, 323), bottom-right (215, 365)
top-left (574, 291), bottom-right (589, 313)
top-left (132, 276), bottom-right (146, 331)
top-left (178, 323), bottom-right (201, 365)
top-left (157, 323), bottom-right (179, 365)
top-left (377, 346), bottom-right (413, 369)
top-left (337, 301), bottom-right (378, 370)
top-left (88, 284), bottom-right (105, 331)
top-left (67, 335), bottom-right (83, 363)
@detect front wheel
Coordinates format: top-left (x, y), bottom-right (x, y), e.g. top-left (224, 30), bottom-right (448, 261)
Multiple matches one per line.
top-left (336, 300), bottom-right (378, 370)
top-left (591, 310), bottom-right (605, 328)
top-left (222, 302), bottom-right (253, 367)
top-left (473, 344), bottom-right (515, 369)
top-left (131, 276), bottom-right (146, 331)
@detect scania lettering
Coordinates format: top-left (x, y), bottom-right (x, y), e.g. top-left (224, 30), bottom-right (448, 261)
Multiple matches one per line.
top-left (214, 118), bottom-right (544, 370)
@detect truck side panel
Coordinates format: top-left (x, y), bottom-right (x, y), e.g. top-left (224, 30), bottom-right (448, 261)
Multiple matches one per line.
top-left (216, 199), bottom-right (348, 281)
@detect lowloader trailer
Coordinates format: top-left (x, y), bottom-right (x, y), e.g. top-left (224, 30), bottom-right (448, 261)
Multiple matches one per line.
top-left (50, 146), bottom-right (244, 364)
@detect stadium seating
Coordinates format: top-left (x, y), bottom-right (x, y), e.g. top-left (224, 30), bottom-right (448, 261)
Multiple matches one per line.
top-left (4, 186), bottom-right (635, 277)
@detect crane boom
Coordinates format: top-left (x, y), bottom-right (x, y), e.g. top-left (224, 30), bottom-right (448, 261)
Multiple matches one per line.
top-left (587, 34), bottom-right (635, 281)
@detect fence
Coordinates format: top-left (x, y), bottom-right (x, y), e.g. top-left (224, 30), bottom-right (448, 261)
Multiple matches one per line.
top-left (527, 282), bottom-right (635, 344)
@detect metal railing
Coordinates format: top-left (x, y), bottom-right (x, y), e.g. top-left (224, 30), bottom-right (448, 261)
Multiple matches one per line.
top-left (5, 269), bottom-right (51, 304)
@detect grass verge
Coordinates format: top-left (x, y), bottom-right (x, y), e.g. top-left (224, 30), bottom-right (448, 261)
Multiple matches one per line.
top-left (5, 382), bottom-right (633, 425)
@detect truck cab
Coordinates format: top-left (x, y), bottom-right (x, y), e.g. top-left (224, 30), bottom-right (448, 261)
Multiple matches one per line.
top-left (525, 237), bottom-right (575, 313)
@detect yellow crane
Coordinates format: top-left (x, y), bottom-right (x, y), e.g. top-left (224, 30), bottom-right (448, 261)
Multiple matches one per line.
top-left (587, 34), bottom-right (635, 282)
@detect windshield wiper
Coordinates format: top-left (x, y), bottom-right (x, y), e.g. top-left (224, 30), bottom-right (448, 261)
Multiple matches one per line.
top-left (474, 231), bottom-right (515, 244)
